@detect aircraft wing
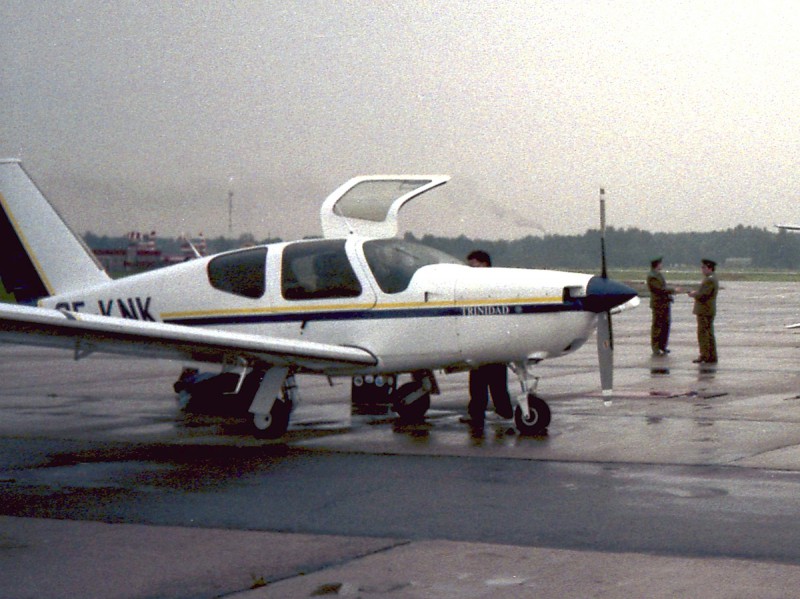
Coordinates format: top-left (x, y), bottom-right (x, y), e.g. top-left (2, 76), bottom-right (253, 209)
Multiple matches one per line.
top-left (0, 303), bottom-right (377, 372)
top-left (776, 224), bottom-right (800, 231)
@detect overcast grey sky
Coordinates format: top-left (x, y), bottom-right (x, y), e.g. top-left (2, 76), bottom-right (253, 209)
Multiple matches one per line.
top-left (2, 1), bottom-right (799, 241)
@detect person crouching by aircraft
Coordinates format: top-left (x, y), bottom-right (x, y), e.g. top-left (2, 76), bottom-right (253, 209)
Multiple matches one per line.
top-left (647, 256), bottom-right (680, 356)
top-left (459, 250), bottom-right (514, 434)
top-left (688, 258), bottom-right (719, 364)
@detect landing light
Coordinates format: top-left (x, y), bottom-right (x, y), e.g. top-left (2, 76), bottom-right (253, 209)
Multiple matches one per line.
top-left (562, 286), bottom-right (585, 302)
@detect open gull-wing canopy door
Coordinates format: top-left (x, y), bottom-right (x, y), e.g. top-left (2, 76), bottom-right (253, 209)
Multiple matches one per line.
top-left (320, 175), bottom-right (450, 239)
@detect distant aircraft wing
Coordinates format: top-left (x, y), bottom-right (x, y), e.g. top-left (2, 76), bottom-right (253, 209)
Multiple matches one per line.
top-left (776, 224), bottom-right (800, 231)
top-left (786, 322), bottom-right (800, 330)
top-left (0, 303), bottom-right (377, 372)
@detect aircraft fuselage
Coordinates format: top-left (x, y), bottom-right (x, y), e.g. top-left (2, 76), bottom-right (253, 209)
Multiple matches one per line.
top-left (41, 237), bottom-right (604, 375)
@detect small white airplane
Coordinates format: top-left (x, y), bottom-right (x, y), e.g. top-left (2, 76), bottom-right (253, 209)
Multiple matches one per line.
top-left (0, 160), bottom-right (638, 437)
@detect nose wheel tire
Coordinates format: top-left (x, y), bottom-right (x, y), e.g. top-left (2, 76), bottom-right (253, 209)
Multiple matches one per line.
top-left (514, 393), bottom-right (551, 435)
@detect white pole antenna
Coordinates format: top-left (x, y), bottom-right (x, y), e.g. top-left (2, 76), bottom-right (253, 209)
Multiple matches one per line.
top-left (228, 190), bottom-right (233, 237)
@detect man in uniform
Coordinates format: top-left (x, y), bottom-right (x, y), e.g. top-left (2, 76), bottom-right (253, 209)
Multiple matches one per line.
top-left (688, 258), bottom-right (719, 364)
top-left (647, 256), bottom-right (679, 356)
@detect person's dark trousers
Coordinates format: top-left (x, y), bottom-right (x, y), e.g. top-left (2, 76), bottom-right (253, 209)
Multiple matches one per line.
top-left (651, 304), bottom-right (671, 352)
top-left (468, 363), bottom-right (514, 423)
top-left (696, 315), bottom-right (717, 362)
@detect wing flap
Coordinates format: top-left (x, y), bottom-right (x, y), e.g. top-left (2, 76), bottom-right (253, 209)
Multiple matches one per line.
top-left (0, 303), bottom-right (377, 371)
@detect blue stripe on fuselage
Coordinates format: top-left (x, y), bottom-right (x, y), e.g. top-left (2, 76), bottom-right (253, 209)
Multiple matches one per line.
top-left (162, 301), bottom-right (583, 327)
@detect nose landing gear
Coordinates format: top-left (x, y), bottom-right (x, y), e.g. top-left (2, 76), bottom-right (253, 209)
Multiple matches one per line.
top-left (514, 392), bottom-right (551, 436)
top-left (510, 361), bottom-right (551, 436)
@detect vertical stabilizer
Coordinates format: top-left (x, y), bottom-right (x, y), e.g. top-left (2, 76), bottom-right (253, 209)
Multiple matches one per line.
top-left (0, 160), bottom-right (110, 304)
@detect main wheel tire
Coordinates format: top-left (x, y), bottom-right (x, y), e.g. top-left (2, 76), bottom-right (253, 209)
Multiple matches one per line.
top-left (252, 399), bottom-right (293, 439)
top-left (392, 383), bottom-right (431, 423)
top-left (514, 393), bottom-right (551, 435)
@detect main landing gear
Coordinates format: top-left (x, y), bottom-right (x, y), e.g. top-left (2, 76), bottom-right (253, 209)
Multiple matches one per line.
top-left (350, 371), bottom-right (436, 423)
top-left (174, 364), bottom-right (297, 439)
top-left (391, 370), bottom-right (437, 423)
top-left (510, 361), bottom-right (551, 436)
top-left (248, 367), bottom-right (297, 439)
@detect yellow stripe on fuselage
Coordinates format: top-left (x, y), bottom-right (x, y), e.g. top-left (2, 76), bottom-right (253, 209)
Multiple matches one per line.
top-left (159, 296), bottom-right (559, 321)
top-left (456, 296), bottom-right (555, 307)
top-left (160, 301), bottom-right (373, 320)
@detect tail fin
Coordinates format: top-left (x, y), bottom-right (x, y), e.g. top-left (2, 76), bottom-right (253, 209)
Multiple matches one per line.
top-left (0, 160), bottom-right (110, 304)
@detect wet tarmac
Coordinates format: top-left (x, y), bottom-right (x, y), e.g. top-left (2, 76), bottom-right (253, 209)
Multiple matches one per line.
top-left (3, 281), bottom-right (800, 597)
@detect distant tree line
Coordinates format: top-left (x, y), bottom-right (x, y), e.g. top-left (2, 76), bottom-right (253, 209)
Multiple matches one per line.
top-left (84, 225), bottom-right (800, 271)
top-left (411, 225), bottom-right (800, 270)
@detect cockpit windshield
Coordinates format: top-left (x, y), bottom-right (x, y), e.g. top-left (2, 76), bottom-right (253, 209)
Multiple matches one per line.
top-left (363, 238), bottom-right (461, 294)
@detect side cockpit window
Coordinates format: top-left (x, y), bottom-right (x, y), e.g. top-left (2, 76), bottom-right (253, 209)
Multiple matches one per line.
top-left (207, 247), bottom-right (267, 298)
top-left (282, 240), bottom-right (362, 300)
top-left (363, 239), bottom-right (461, 294)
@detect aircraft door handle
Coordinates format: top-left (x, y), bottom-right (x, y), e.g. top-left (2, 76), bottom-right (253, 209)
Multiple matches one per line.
top-left (424, 291), bottom-right (448, 303)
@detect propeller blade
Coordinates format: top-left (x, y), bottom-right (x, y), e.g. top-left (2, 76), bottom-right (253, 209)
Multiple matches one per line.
top-left (599, 187), bottom-right (607, 278)
top-left (597, 310), bottom-right (613, 395)
top-left (597, 187), bottom-right (613, 396)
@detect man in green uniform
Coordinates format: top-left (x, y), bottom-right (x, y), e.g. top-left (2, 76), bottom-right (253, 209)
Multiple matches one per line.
top-left (688, 258), bottom-right (719, 364)
top-left (646, 256), bottom-right (679, 356)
